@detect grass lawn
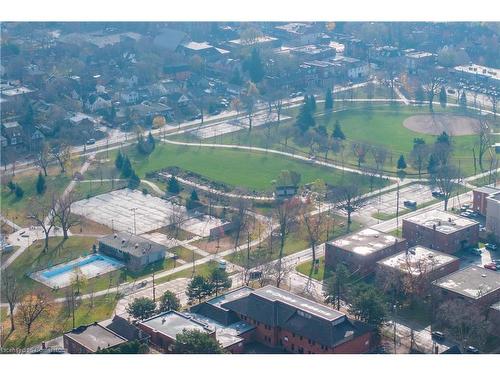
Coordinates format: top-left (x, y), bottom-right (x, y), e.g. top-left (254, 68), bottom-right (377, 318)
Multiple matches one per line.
top-left (1, 293), bottom-right (118, 349)
top-left (128, 143), bottom-right (387, 193)
top-left (1, 173), bottom-right (70, 227)
top-left (296, 256), bottom-right (331, 281)
top-left (170, 245), bottom-right (203, 263)
top-left (154, 260), bottom-right (219, 285)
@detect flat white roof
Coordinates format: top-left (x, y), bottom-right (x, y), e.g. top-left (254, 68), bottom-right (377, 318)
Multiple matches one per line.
top-left (404, 209), bottom-right (477, 234)
top-left (330, 228), bottom-right (404, 256)
top-left (454, 64), bottom-right (500, 81)
top-left (378, 246), bottom-right (457, 275)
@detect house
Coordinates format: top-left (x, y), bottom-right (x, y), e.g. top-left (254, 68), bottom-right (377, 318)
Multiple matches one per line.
top-left (473, 185), bottom-right (500, 216)
top-left (1, 121), bottom-right (23, 146)
top-left (325, 228), bottom-right (407, 275)
top-left (120, 91), bottom-right (140, 104)
top-left (402, 209), bottom-right (479, 254)
top-left (432, 266), bottom-right (500, 309)
top-left (85, 94), bottom-right (112, 112)
top-left (177, 94), bottom-right (191, 107)
top-left (486, 192), bottom-right (500, 242)
top-left (0, 135), bottom-right (8, 148)
top-left (226, 35), bottom-right (279, 51)
top-left (63, 322), bottom-right (128, 354)
top-left (405, 51), bottom-right (435, 75)
top-left (98, 232), bottom-right (171, 272)
top-left (273, 23), bottom-right (321, 46)
top-left (376, 246), bottom-right (460, 295)
top-left (205, 285), bottom-right (374, 354)
top-left (30, 129), bottom-right (45, 151)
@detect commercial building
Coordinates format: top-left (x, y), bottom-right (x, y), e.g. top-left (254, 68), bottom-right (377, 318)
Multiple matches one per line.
top-left (63, 322), bottom-right (128, 354)
top-left (453, 64), bottom-right (500, 89)
top-left (404, 51), bottom-right (435, 74)
top-left (486, 192), bottom-right (500, 242)
top-left (432, 266), bottom-right (500, 309)
top-left (98, 232), bottom-right (170, 272)
top-left (402, 209), bottom-right (479, 254)
top-left (376, 246), bottom-right (460, 295)
top-left (325, 228), bottom-right (407, 275)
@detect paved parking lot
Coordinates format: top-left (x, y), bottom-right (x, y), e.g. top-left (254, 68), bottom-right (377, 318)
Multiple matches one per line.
top-left (362, 183), bottom-right (436, 219)
top-left (71, 189), bottom-right (227, 237)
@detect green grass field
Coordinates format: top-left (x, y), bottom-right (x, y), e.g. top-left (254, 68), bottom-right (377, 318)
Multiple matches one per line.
top-left (129, 143), bottom-right (388, 193)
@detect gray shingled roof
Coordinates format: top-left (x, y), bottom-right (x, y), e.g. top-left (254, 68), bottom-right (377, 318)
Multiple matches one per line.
top-left (99, 232), bottom-right (167, 258)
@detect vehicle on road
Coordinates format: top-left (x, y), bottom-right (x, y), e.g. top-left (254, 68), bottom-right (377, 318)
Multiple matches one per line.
top-left (465, 346), bottom-right (480, 354)
top-left (470, 247), bottom-right (482, 256)
top-left (431, 331), bottom-right (445, 341)
top-left (485, 243), bottom-right (498, 251)
top-left (86, 138), bottom-right (96, 145)
top-left (484, 262), bottom-right (497, 271)
top-left (403, 200), bottom-right (417, 209)
top-left (432, 191), bottom-right (445, 198)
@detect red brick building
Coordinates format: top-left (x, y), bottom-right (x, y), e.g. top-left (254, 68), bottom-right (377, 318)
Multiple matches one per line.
top-left (192, 286), bottom-right (375, 354)
top-left (473, 186), bottom-right (500, 216)
top-left (325, 228), bottom-right (407, 276)
top-left (402, 209), bottom-right (479, 254)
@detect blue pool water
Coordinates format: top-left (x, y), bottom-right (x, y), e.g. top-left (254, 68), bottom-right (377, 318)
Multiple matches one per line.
top-left (41, 253), bottom-right (123, 279)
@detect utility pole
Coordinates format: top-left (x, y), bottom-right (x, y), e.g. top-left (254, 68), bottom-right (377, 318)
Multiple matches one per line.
top-left (130, 208), bottom-right (137, 235)
top-left (395, 182), bottom-right (400, 235)
top-left (152, 272), bottom-right (156, 302)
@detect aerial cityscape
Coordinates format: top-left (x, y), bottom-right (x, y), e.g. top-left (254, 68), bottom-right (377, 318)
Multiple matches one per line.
top-left (1, 19), bottom-right (499, 358)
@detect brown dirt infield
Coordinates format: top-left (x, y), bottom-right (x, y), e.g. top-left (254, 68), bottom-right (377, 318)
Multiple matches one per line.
top-left (403, 114), bottom-right (481, 136)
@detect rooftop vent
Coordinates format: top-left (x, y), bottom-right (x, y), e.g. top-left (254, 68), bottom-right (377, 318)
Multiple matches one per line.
top-left (135, 243), bottom-right (139, 249)
top-left (121, 239), bottom-right (125, 245)
top-left (482, 274), bottom-right (487, 278)
top-left (114, 233), bottom-right (118, 239)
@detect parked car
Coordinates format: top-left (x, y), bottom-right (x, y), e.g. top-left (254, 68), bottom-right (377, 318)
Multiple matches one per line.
top-left (86, 138), bottom-right (96, 145)
top-left (485, 243), bottom-right (498, 251)
top-left (431, 331), bottom-right (445, 341)
top-left (404, 200), bottom-right (417, 209)
top-left (460, 212), bottom-right (471, 218)
top-left (484, 262), bottom-right (497, 271)
top-left (432, 191), bottom-right (445, 198)
top-left (465, 346), bottom-right (480, 354)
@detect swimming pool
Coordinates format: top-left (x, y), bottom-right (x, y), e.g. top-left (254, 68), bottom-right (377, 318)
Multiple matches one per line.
top-left (31, 253), bottom-right (124, 289)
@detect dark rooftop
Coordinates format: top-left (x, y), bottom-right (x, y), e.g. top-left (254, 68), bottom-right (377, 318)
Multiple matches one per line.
top-left (433, 265), bottom-right (500, 300)
top-left (139, 311), bottom-right (212, 340)
top-left (206, 286), bottom-right (253, 309)
top-left (64, 322), bottom-right (127, 353)
top-left (99, 231), bottom-right (167, 258)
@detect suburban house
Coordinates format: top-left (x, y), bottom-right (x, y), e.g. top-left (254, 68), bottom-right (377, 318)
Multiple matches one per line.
top-left (98, 232), bottom-right (170, 272)
top-left (432, 266), bottom-right (500, 309)
top-left (1, 121), bottom-right (24, 146)
top-left (325, 228), bottom-right (408, 275)
top-left (402, 209), bottom-right (479, 254)
top-left (376, 246), bottom-right (460, 295)
top-left (63, 322), bottom-right (128, 354)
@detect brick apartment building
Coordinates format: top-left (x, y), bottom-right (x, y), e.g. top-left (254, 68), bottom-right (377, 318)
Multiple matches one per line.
top-left (402, 209), bottom-right (479, 254)
top-left (189, 286), bottom-right (374, 354)
top-left (376, 246), bottom-right (460, 295)
top-left (486, 192), bottom-right (500, 243)
top-left (325, 228), bottom-right (407, 276)
top-left (472, 185), bottom-right (500, 216)
top-left (432, 266), bottom-right (500, 310)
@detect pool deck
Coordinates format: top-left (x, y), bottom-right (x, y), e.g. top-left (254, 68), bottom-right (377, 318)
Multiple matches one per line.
top-left (30, 253), bottom-right (124, 289)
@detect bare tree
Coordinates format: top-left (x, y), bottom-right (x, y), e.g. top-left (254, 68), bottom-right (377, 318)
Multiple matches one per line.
top-left (371, 146), bottom-right (388, 178)
top-left (273, 198), bottom-right (302, 287)
top-left (18, 290), bottom-right (51, 335)
top-left (477, 118), bottom-right (492, 172)
top-left (1, 271), bottom-right (21, 332)
top-left (437, 299), bottom-right (491, 351)
top-left (332, 177), bottom-right (367, 232)
top-left (169, 204), bottom-right (186, 238)
top-left (35, 142), bottom-right (51, 177)
top-left (409, 142), bottom-right (430, 179)
top-left (487, 92), bottom-right (498, 119)
top-left (52, 143), bottom-right (71, 173)
top-left (430, 164), bottom-right (460, 211)
top-left (351, 142), bottom-right (370, 167)
top-left (423, 71), bottom-right (441, 111)
top-left (230, 198), bottom-right (251, 251)
top-left (54, 191), bottom-right (80, 239)
top-left (27, 197), bottom-right (56, 252)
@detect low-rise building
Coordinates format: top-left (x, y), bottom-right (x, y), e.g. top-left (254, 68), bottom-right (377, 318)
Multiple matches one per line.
top-left (453, 64), bottom-right (500, 89)
top-left (402, 209), bottom-right (479, 254)
top-left (473, 185), bottom-right (500, 216)
top-left (405, 51), bottom-right (435, 75)
top-left (432, 266), bottom-right (500, 309)
top-left (63, 322), bottom-right (128, 354)
top-left (98, 232), bottom-right (170, 272)
top-left (486, 192), bottom-right (500, 242)
top-left (1, 121), bottom-right (23, 146)
top-left (376, 246), bottom-right (460, 295)
top-left (488, 301), bottom-right (500, 337)
top-left (325, 228), bottom-right (407, 275)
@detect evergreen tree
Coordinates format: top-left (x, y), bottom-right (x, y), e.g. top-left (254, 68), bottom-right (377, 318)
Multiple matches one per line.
top-left (427, 154), bottom-right (439, 175)
top-left (436, 131), bottom-right (450, 145)
top-left (36, 172), bottom-right (46, 194)
top-left (295, 102), bottom-right (315, 133)
top-left (15, 184), bottom-right (24, 199)
top-left (147, 132), bottom-right (156, 151)
top-left (415, 86), bottom-right (425, 103)
top-left (439, 86), bottom-right (447, 108)
top-left (7, 180), bottom-right (16, 192)
top-left (158, 291), bottom-right (181, 313)
top-left (332, 119), bottom-right (345, 140)
top-left (128, 170), bottom-right (141, 190)
top-left (115, 151), bottom-right (124, 170)
top-left (245, 48), bottom-right (265, 83)
top-left (325, 88), bottom-right (333, 110)
top-left (209, 268), bottom-right (232, 296)
top-left (397, 155), bottom-right (407, 170)
top-left (459, 91), bottom-right (467, 112)
top-left (186, 275), bottom-right (214, 303)
top-left (167, 176), bottom-right (181, 194)
top-left (120, 156), bottom-right (133, 178)
top-left (190, 189), bottom-right (199, 202)
top-left (348, 283), bottom-right (388, 328)
top-left (308, 95), bottom-right (317, 112)
top-left (174, 329), bottom-right (223, 354)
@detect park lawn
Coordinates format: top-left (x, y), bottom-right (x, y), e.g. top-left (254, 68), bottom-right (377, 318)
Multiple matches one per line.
top-left (154, 260), bottom-right (219, 285)
top-left (1, 293), bottom-right (118, 349)
top-left (1, 173), bottom-right (71, 227)
top-left (129, 143), bottom-right (387, 193)
top-left (170, 246), bottom-right (203, 263)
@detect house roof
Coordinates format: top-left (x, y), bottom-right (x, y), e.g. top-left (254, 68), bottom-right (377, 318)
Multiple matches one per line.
top-left (2, 121), bottom-right (21, 129)
top-left (64, 322), bottom-right (127, 353)
top-left (432, 265), bottom-right (500, 300)
top-left (99, 231), bottom-right (168, 258)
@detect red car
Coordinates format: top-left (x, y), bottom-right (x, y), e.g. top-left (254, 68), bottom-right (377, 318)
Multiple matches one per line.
top-left (484, 262), bottom-right (497, 271)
